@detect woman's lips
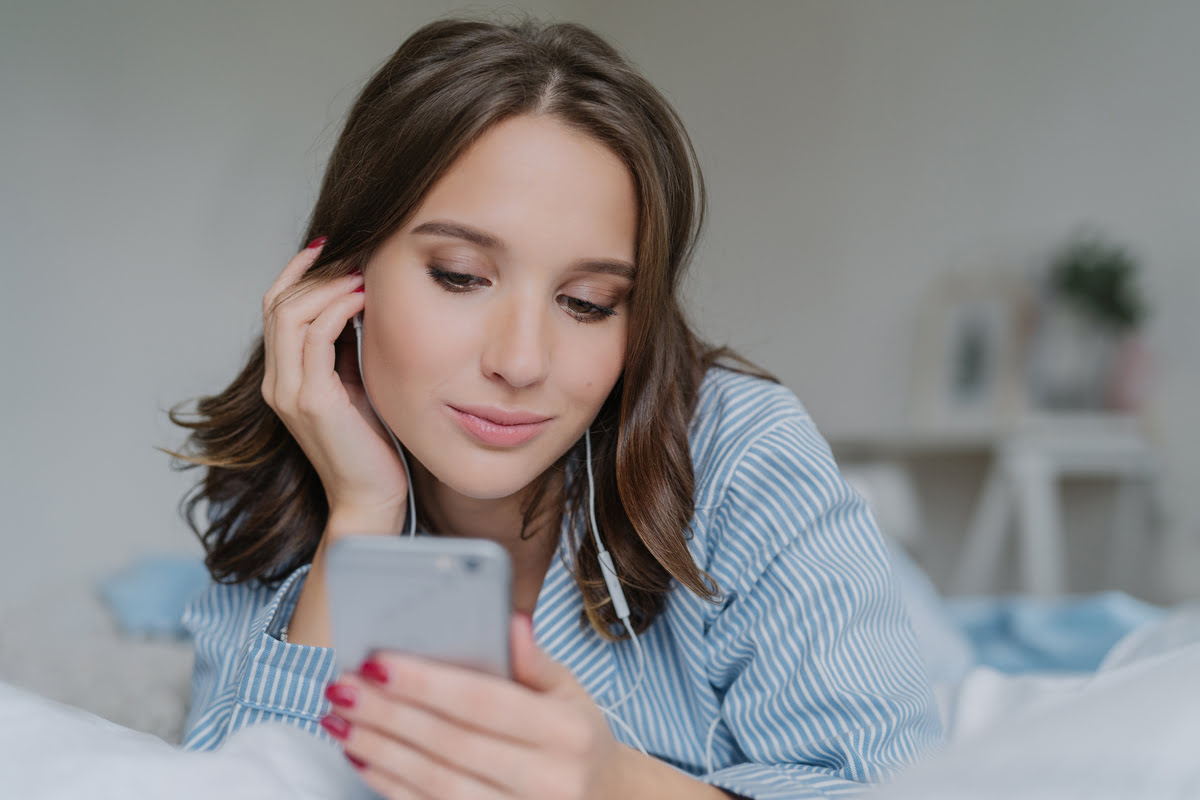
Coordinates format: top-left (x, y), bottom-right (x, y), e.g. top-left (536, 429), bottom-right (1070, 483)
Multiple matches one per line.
top-left (447, 405), bottom-right (552, 447)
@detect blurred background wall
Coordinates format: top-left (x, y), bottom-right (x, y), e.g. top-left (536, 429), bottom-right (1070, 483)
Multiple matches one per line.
top-left (2, 0), bottom-right (1197, 615)
top-left (580, 0), bottom-right (1200, 599)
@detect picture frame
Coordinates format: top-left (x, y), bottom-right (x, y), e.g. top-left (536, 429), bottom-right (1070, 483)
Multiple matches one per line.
top-left (907, 270), bottom-right (1032, 430)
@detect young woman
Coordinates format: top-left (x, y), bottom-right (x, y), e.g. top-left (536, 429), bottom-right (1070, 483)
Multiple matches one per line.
top-left (172, 16), bottom-right (941, 799)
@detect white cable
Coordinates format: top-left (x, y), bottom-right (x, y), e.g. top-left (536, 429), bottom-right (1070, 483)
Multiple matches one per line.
top-left (601, 706), bottom-right (648, 756)
top-left (605, 617), bottom-right (645, 712)
top-left (584, 429), bottom-right (631, 621)
top-left (585, 428), bottom-right (647, 754)
top-left (353, 314), bottom-right (416, 537)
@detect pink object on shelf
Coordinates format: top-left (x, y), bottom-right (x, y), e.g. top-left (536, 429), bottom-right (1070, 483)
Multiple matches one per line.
top-left (1106, 333), bottom-right (1152, 413)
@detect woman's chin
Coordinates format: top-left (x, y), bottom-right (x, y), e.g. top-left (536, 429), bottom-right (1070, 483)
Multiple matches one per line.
top-left (419, 456), bottom-right (550, 503)
top-left (447, 477), bottom-right (532, 502)
top-left (405, 431), bottom-right (574, 507)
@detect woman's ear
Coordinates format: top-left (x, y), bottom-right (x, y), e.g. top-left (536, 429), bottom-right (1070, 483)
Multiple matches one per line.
top-left (333, 320), bottom-right (361, 383)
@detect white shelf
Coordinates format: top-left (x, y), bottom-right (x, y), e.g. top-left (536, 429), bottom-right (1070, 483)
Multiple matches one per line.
top-left (826, 412), bottom-right (1159, 596)
top-left (825, 412), bottom-right (1144, 456)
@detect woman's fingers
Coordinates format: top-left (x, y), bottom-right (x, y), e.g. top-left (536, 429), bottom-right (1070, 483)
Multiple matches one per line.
top-left (340, 658), bottom-right (568, 748)
top-left (254, 239), bottom-right (408, 525)
top-left (339, 715), bottom-right (512, 800)
top-left (262, 242), bottom-right (325, 403)
top-left (295, 289), bottom-right (367, 415)
top-left (331, 671), bottom-right (597, 799)
top-left (263, 272), bottom-right (362, 409)
top-left (353, 768), bottom-right (423, 800)
top-left (263, 240), bottom-right (326, 321)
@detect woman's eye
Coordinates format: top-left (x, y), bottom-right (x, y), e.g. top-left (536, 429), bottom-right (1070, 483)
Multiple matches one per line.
top-left (560, 295), bottom-right (617, 323)
top-left (427, 265), bottom-right (482, 291)
top-left (427, 264), bottom-right (616, 322)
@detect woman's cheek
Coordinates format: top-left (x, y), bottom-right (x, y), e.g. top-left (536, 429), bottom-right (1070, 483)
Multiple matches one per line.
top-left (396, 291), bottom-right (482, 362)
top-left (567, 324), bottom-right (625, 402)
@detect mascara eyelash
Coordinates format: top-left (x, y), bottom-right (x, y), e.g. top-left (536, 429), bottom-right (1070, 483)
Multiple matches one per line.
top-left (563, 297), bottom-right (617, 323)
top-left (426, 264), bottom-right (617, 322)
top-left (426, 264), bottom-right (478, 290)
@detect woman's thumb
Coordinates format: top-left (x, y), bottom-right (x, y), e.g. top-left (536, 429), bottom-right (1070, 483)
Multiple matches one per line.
top-left (510, 613), bottom-right (569, 692)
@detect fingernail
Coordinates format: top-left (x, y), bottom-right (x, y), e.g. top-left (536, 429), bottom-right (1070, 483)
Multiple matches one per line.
top-left (353, 286), bottom-right (364, 293)
top-left (320, 713), bottom-right (351, 740)
top-left (324, 683), bottom-right (357, 709)
top-left (349, 268), bottom-right (361, 276)
top-left (346, 753), bottom-right (367, 769)
top-left (306, 235), bottom-right (327, 249)
top-left (360, 659), bottom-right (388, 684)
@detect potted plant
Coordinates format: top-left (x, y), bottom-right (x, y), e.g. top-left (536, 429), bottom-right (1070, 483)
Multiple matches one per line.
top-left (1027, 231), bottom-right (1150, 410)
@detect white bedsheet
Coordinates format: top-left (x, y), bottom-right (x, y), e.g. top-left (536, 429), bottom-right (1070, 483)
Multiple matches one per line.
top-left (933, 668), bottom-right (1092, 742)
top-left (0, 681), bottom-right (370, 799)
top-left (877, 639), bottom-right (1200, 799)
top-left (4, 607), bottom-right (1199, 799)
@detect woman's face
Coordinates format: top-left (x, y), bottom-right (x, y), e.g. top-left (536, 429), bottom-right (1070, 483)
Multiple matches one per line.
top-left (361, 114), bottom-right (637, 502)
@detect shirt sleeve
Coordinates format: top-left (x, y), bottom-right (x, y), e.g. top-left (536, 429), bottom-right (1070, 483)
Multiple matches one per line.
top-left (181, 563), bottom-right (340, 751)
top-left (696, 419), bottom-right (943, 798)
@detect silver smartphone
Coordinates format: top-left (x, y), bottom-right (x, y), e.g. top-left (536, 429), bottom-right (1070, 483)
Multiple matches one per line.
top-left (325, 535), bottom-right (513, 678)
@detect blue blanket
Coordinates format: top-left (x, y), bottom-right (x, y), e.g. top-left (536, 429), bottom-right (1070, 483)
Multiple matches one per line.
top-left (945, 592), bottom-right (1165, 673)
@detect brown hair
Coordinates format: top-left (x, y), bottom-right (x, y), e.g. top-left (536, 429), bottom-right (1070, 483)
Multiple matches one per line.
top-left (168, 15), bottom-right (774, 638)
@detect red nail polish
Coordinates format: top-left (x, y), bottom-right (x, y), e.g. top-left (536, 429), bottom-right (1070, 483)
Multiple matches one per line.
top-left (346, 753), bottom-right (367, 769)
top-left (360, 660), bottom-right (388, 684)
top-left (349, 268), bottom-right (361, 276)
top-left (353, 286), bottom-right (364, 293)
top-left (324, 683), bottom-right (357, 709)
top-left (306, 235), bottom-right (327, 249)
top-left (320, 713), bottom-right (351, 740)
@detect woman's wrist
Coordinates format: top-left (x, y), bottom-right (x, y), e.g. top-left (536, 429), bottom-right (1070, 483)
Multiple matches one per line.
top-left (283, 538), bottom-right (333, 648)
top-left (285, 506), bottom-right (405, 649)
top-left (326, 503), bottom-right (407, 537)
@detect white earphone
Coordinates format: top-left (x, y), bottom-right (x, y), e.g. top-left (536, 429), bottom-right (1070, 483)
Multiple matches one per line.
top-left (351, 311), bottom-right (647, 750)
top-left (352, 312), bottom-right (416, 537)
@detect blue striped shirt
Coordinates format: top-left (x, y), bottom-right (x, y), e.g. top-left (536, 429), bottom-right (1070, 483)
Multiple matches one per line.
top-left (182, 367), bottom-right (942, 797)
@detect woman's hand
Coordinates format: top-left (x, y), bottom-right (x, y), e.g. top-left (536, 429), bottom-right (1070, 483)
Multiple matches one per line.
top-left (261, 237), bottom-right (408, 533)
top-left (321, 615), bottom-right (629, 799)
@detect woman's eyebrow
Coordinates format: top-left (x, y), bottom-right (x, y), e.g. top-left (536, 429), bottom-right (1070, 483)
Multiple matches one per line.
top-left (410, 219), bottom-right (635, 279)
top-left (411, 220), bottom-right (503, 250)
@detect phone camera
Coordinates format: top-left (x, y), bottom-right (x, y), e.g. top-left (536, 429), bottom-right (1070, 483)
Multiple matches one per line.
top-left (462, 556), bottom-right (481, 573)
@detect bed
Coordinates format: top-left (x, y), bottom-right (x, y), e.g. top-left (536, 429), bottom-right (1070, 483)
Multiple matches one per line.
top-left (1, 549), bottom-right (1195, 798)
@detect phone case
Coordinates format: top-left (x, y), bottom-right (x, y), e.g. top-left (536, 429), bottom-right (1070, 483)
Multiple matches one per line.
top-left (325, 535), bottom-right (512, 677)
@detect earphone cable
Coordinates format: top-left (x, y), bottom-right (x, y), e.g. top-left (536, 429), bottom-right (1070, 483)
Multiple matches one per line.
top-left (585, 429), bottom-right (647, 753)
top-left (601, 705), bottom-right (648, 757)
top-left (353, 316), bottom-right (416, 537)
top-left (604, 617), bottom-right (646, 713)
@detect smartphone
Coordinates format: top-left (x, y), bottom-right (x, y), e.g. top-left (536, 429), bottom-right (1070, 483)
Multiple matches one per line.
top-left (325, 535), bottom-right (513, 678)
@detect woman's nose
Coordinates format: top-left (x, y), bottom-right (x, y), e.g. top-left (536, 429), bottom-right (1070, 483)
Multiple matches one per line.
top-left (479, 294), bottom-right (551, 388)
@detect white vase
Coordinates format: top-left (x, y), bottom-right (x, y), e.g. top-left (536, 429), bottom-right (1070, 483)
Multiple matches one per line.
top-left (1027, 299), bottom-right (1117, 410)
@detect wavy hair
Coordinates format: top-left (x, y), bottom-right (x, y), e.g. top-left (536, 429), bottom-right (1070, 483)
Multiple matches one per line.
top-left (167, 15), bottom-right (774, 638)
